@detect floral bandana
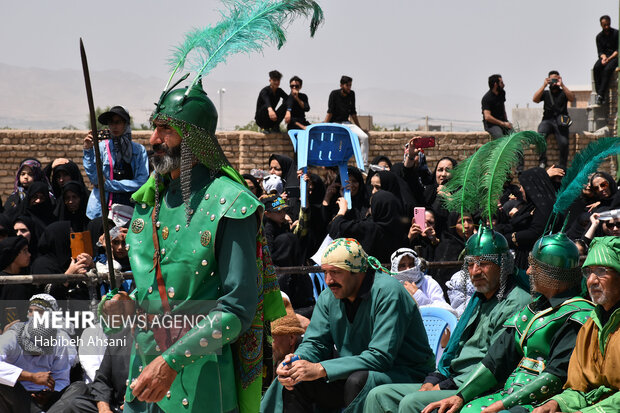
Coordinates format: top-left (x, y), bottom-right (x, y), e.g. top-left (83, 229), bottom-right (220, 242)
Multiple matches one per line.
top-left (322, 238), bottom-right (370, 273)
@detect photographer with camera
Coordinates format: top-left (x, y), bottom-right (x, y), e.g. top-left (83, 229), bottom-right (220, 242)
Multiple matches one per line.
top-left (532, 71), bottom-right (574, 170)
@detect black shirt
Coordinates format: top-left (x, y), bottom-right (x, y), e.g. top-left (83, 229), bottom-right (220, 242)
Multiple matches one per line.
top-left (541, 88), bottom-right (568, 120)
top-left (327, 89), bottom-right (357, 123)
top-left (286, 92), bottom-right (310, 119)
top-left (481, 89), bottom-right (507, 126)
top-left (342, 271), bottom-right (374, 323)
top-left (255, 85), bottom-right (288, 113)
top-left (596, 28), bottom-right (619, 57)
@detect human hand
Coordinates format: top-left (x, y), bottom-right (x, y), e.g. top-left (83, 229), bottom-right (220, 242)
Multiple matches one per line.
top-left (504, 121), bottom-right (513, 130)
top-left (291, 88), bottom-right (299, 97)
top-left (481, 400), bottom-right (505, 413)
top-left (84, 131), bottom-right (94, 150)
top-left (324, 182), bottom-right (341, 202)
top-left (586, 201), bottom-right (601, 213)
top-left (66, 255), bottom-right (89, 274)
top-left (268, 108), bottom-right (277, 121)
top-left (531, 400), bottom-right (561, 413)
top-left (403, 281), bottom-right (419, 296)
top-left (590, 212), bottom-right (601, 226)
top-left (276, 354), bottom-right (296, 390)
top-left (336, 197), bottom-right (348, 215)
top-left (601, 55), bottom-right (609, 65)
top-left (422, 226), bottom-right (437, 242)
top-left (419, 382), bottom-right (439, 391)
top-left (546, 165), bottom-right (565, 179)
top-left (77, 253), bottom-right (94, 269)
top-left (284, 111), bottom-right (291, 124)
top-left (421, 395), bottom-right (464, 413)
top-left (288, 359), bottom-right (326, 383)
top-left (131, 356), bottom-right (177, 402)
top-left (556, 76), bottom-right (563, 88)
top-left (102, 291), bottom-right (135, 322)
top-left (408, 223), bottom-right (422, 240)
top-left (281, 191), bottom-right (288, 201)
top-left (543, 77), bottom-right (550, 87)
top-left (23, 371), bottom-right (54, 389)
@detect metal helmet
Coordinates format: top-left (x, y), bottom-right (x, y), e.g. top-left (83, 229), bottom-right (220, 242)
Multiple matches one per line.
top-left (463, 226), bottom-right (514, 301)
top-left (465, 225), bottom-right (509, 256)
top-left (528, 232), bottom-right (581, 289)
top-left (154, 80), bottom-right (218, 135)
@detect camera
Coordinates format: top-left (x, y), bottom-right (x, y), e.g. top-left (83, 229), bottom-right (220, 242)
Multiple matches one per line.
top-left (549, 78), bottom-right (558, 85)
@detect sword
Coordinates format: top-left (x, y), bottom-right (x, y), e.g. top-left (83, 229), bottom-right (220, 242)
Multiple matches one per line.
top-left (80, 38), bottom-right (117, 290)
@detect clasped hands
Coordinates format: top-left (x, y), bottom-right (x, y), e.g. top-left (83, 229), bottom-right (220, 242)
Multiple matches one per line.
top-left (276, 354), bottom-right (326, 390)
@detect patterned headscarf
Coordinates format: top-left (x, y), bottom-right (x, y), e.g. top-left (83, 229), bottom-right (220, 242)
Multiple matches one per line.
top-left (322, 238), bottom-right (370, 273)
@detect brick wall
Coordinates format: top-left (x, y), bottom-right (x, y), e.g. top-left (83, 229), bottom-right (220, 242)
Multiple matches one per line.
top-left (0, 129), bottom-right (614, 200)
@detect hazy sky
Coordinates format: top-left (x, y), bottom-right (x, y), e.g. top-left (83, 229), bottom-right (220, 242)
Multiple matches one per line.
top-left (2, 0), bottom-right (618, 129)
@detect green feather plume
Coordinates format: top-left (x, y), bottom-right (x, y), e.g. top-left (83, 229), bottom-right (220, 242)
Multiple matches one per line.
top-left (164, 0), bottom-right (324, 91)
top-left (552, 140), bottom-right (620, 215)
top-left (481, 131), bottom-right (546, 227)
top-left (558, 137), bottom-right (620, 194)
top-left (441, 139), bottom-right (497, 218)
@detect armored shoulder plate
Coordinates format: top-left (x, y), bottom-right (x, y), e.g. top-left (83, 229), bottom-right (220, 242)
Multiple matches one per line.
top-left (207, 176), bottom-right (263, 221)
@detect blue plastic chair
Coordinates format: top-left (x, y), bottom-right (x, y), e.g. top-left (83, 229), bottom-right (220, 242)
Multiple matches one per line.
top-left (419, 306), bottom-right (458, 366)
top-left (288, 123), bottom-right (365, 209)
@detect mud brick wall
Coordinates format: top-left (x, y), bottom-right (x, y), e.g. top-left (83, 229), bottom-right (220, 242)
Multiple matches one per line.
top-left (0, 129), bottom-right (612, 200)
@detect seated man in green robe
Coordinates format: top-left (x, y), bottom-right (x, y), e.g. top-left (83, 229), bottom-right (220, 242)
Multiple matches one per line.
top-left (421, 232), bottom-right (594, 413)
top-left (364, 226), bottom-right (531, 413)
top-left (276, 238), bottom-right (436, 413)
top-left (533, 236), bottom-right (620, 413)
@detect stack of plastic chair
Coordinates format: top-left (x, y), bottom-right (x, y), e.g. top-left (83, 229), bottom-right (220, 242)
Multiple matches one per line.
top-left (419, 306), bottom-right (458, 366)
top-left (288, 123), bottom-right (364, 209)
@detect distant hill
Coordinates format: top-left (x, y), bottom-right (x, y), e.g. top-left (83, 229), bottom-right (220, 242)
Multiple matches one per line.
top-left (0, 63), bottom-right (482, 131)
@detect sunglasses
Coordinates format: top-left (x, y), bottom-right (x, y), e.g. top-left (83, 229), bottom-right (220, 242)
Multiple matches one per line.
top-left (604, 221), bottom-right (620, 229)
top-left (290, 84), bottom-right (300, 89)
top-left (593, 181), bottom-right (609, 191)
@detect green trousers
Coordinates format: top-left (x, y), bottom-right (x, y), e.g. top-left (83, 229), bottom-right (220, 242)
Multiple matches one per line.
top-left (363, 383), bottom-right (458, 413)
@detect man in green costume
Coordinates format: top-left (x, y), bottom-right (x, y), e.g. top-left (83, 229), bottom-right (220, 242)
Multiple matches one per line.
top-left (364, 226), bottom-right (531, 413)
top-left (276, 238), bottom-right (436, 413)
top-left (533, 236), bottom-right (620, 413)
top-left (421, 232), bottom-right (594, 413)
top-left (102, 80), bottom-right (285, 413)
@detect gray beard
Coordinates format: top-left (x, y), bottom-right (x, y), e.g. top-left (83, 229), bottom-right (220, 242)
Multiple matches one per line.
top-left (151, 145), bottom-right (181, 174)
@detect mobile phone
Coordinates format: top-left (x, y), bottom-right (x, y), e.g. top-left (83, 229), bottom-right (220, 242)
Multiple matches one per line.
top-left (70, 231), bottom-right (93, 259)
top-left (414, 207), bottom-right (426, 231)
top-left (413, 137), bottom-right (435, 149)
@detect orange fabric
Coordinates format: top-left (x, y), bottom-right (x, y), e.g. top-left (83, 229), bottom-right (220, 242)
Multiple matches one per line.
top-left (564, 318), bottom-right (620, 392)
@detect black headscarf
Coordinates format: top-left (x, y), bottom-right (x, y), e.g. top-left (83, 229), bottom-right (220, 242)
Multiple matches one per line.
top-left (374, 171), bottom-right (416, 217)
top-left (366, 155), bottom-right (393, 183)
top-left (12, 215), bottom-right (41, 260)
top-left (0, 214), bottom-right (15, 239)
top-left (519, 167), bottom-right (557, 214)
top-left (328, 190), bottom-right (406, 263)
top-left (54, 181), bottom-right (90, 232)
top-left (0, 236), bottom-right (29, 272)
top-left (242, 173), bottom-right (263, 198)
top-left (347, 167), bottom-right (370, 219)
top-left (31, 221), bottom-right (72, 275)
top-left (50, 161), bottom-right (85, 198)
top-left (19, 181), bottom-right (56, 228)
top-left (307, 173), bottom-right (326, 206)
top-left (590, 172), bottom-right (619, 208)
top-left (268, 154), bottom-right (298, 189)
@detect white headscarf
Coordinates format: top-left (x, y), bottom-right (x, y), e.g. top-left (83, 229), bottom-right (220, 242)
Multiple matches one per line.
top-left (390, 248), bottom-right (424, 284)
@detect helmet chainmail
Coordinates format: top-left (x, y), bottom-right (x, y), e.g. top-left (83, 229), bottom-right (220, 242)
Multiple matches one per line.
top-left (527, 254), bottom-right (582, 294)
top-left (462, 251), bottom-right (515, 301)
top-left (151, 112), bottom-right (232, 225)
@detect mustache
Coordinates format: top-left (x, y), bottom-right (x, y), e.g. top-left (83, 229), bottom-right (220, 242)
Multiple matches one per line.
top-left (328, 283), bottom-right (342, 289)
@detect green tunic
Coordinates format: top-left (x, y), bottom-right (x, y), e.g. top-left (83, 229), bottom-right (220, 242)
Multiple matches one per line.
top-left (294, 272), bottom-right (436, 413)
top-left (363, 282), bottom-right (530, 413)
top-left (124, 165), bottom-right (263, 413)
top-left (458, 291), bottom-right (593, 412)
